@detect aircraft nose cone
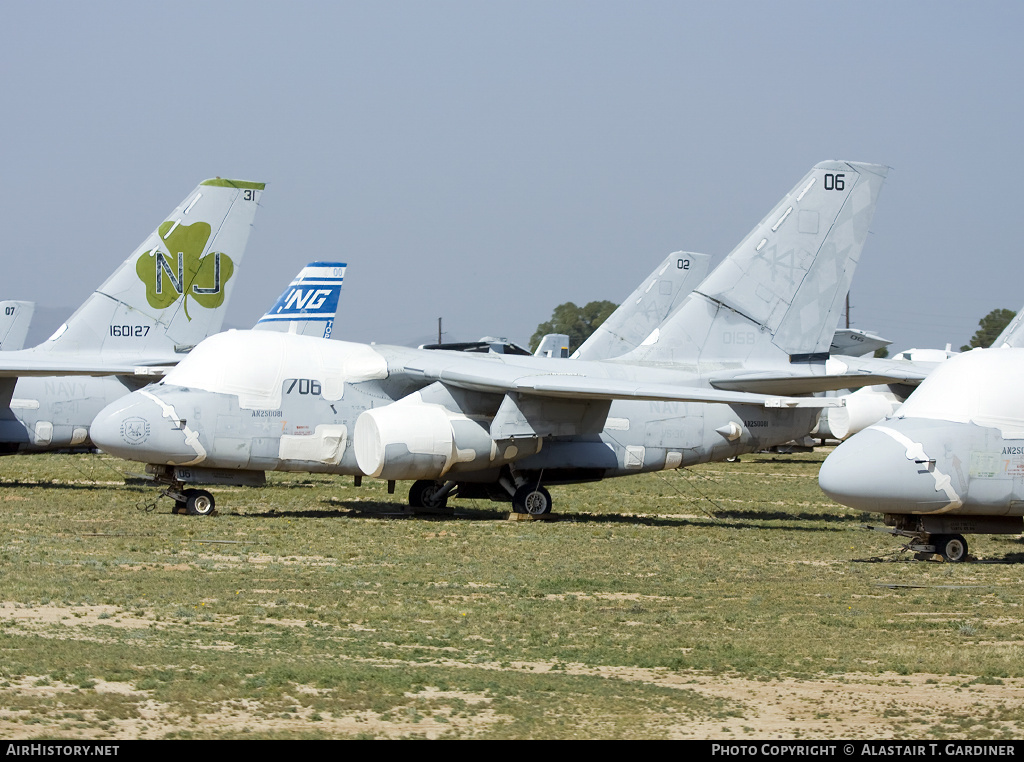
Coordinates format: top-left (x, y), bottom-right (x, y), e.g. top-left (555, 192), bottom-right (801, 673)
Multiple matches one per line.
top-left (819, 429), bottom-right (898, 512)
top-left (819, 426), bottom-right (958, 514)
top-left (91, 390), bottom-right (205, 466)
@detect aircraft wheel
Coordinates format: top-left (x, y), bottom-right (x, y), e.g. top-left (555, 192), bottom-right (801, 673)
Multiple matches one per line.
top-left (936, 534), bottom-right (968, 563)
top-left (184, 489), bottom-right (216, 517)
top-left (409, 480), bottom-right (448, 510)
top-left (512, 484), bottom-right (552, 515)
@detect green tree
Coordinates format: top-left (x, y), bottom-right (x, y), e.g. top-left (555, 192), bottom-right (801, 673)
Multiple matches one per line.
top-left (530, 300), bottom-right (618, 353)
top-left (960, 308), bottom-right (1016, 352)
top-left (873, 346), bottom-right (889, 359)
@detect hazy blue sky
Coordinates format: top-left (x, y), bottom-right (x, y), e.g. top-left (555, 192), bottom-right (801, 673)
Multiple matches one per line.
top-left (3, 1), bottom-right (1022, 352)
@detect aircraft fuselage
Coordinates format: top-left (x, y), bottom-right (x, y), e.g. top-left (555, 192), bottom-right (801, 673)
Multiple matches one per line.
top-left (91, 335), bottom-right (819, 484)
top-left (0, 376), bottom-right (140, 453)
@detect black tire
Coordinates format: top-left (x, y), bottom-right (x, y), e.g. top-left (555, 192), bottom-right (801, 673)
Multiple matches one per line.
top-left (936, 534), bottom-right (968, 563)
top-left (409, 480), bottom-right (448, 510)
top-left (184, 488), bottom-right (216, 517)
top-left (512, 484), bottom-right (552, 515)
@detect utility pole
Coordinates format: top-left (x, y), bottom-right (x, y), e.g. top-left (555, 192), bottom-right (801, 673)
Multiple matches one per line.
top-left (845, 293), bottom-right (850, 329)
top-left (438, 317), bottom-right (442, 345)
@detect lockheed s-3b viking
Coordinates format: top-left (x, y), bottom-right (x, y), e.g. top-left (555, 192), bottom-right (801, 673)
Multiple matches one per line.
top-left (92, 161), bottom-right (910, 517)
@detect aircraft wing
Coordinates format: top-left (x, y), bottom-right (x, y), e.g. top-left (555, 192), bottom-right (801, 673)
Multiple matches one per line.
top-left (0, 356), bottom-right (175, 378)
top-left (402, 358), bottom-right (842, 408)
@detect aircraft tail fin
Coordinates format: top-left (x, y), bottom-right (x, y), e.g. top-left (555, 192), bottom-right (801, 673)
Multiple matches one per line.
top-left (254, 262), bottom-right (346, 339)
top-left (622, 161), bottom-right (888, 366)
top-left (0, 302), bottom-right (35, 351)
top-left (573, 251), bottom-right (711, 361)
top-left (37, 178), bottom-right (264, 361)
top-left (993, 305), bottom-right (1024, 348)
top-left (534, 333), bottom-right (570, 358)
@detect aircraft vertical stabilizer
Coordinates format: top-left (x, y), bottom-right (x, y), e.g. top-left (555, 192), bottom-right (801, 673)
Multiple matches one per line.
top-left (254, 262), bottom-right (346, 339)
top-left (534, 333), bottom-right (570, 358)
top-left (573, 251), bottom-right (710, 361)
top-left (993, 304), bottom-right (1024, 348)
top-left (35, 179), bottom-right (264, 362)
top-left (622, 161), bottom-right (888, 366)
top-left (0, 302), bottom-right (35, 351)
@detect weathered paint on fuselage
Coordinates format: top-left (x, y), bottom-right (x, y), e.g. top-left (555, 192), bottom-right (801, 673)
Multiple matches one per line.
top-left (0, 376), bottom-right (138, 452)
top-left (92, 342), bottom-right (819, 484)
top-left (821, 417), bottom-right (1024, 518)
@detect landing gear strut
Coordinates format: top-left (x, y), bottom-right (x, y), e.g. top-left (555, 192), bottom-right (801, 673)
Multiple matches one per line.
top-left (141, 465), bottom-right (217, 517)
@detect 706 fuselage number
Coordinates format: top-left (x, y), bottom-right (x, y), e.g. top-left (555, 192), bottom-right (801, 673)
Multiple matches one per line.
top-left (285, 378), bottom-right (322, 395)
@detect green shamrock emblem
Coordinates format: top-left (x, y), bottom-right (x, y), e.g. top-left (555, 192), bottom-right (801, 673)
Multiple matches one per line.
top-left (136, 221), bottom-right (235, 320)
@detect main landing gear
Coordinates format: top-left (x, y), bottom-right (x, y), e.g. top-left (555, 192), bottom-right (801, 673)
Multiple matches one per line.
top-left (511, 483), bottom-right (552, 515)
top-left (407, 470), bottom-right (554, 516)
top-left (408, 480), bottom-right (455, 510)
top-left (503, 468), bottom-right (553, 515)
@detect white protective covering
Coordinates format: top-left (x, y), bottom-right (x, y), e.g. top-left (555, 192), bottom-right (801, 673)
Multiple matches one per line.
top-left (162, 330), bottom-right (388, 409)
top-left (895, 349), bottom-right (1024, 437)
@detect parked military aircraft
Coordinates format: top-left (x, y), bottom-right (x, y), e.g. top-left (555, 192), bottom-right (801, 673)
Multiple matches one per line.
top-left (0, 258), bottom-right (347, 458)
top-left (820, 347), bottom-right (1024, 562)
top-left (0, 178), bottom-right (263, 453)
top-left (0, 302), bottom-right (35, 351)
top-left (92, 160), bottom-right (914, 517)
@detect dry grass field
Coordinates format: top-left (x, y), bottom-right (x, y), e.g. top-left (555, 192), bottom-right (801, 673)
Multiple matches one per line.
top-left (1, 450), bottom-right (1022, 739)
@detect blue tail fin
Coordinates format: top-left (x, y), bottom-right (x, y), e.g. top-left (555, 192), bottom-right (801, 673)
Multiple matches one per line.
top-left (254, 262), bottom-right (347, 339)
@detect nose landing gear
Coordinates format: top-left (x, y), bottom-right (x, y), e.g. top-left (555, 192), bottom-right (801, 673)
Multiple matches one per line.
top-left (931, 533), bottom-right (968, 563)
top-left (867, 524), bottom-right (970, 562)
top-left (179, 488), bottom-right (216, 516)
top-left (137, 465), bottom-right (218, 516)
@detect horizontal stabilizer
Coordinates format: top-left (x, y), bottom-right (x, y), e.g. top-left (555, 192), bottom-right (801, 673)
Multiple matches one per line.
top-left (0, 359), bottom-right (163, 378)
top-left (830, 327), bottom-right (891, 357)
top-left (708, 356), bottom-right (931, 395)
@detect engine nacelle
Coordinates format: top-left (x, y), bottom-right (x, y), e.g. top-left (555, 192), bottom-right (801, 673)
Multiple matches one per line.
top-left (815, 387), bottom-right (902, 440)
top-left (354, 397), bottom-right (541, 480)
